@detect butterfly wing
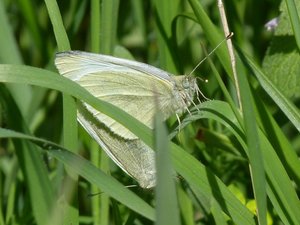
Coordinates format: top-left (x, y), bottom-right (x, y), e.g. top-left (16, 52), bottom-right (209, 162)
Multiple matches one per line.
top-left (55, 51), bottom-right (179, 140)
top-left (78, 104), bottom-right (156, 188)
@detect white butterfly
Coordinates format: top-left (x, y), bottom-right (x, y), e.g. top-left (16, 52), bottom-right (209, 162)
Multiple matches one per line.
top-left (55, 51), bottom-right (201, 188)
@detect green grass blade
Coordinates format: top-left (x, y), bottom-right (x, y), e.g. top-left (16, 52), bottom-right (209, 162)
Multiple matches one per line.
top-left (260, 132), bottom-right (300, 225)
top-left (0, 0), bottom-right (22, 63)
top-left (91, 1), bottom-right (120, 224)
top-left (100, 0), bottom-right (120, 54)
top-left (153, 0), bottom-right (180, 72)
top-left (172, 102), bottom-right (256, 225)
top-left (177, 187), bottom-right (195, 225)
top-left (45, 1), bottom-right (78, 224)
top-left (0, 0), bottom-right (32, 118)
top-left (235, 57), bottom-right (267, 225)
top-left (180, 100), bottom-right (300, 225)
top-left (17, 0), bottom-right (43, 54)
top-left (240, 50), bottom-right (300, 132)
top-left (155, 113), bottom-right (180, 225)
top-left (0, 85), bottom-right (55, 225)
top-left (0, 128), bottom-right (155, 221)
top-left (45, 0), bottom-right (70, 51)
top-left (172, 143), bottom-right (256, 225)
top-left (187, 0), bottom-right (231, 76)
top-left (0, 64), bottom-right (154, 149)
top-left (211, 199), bottom-right (228, 225)
top-left (285, 0), bottom-right (300, 51)
top-left (253, 92), bottom-right (300, 187)
top-left (91, 0), bottom-right (100, 52)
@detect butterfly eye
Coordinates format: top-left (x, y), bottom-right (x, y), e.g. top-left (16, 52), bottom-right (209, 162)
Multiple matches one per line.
top-left (182, 78), bottom-right (190, 89)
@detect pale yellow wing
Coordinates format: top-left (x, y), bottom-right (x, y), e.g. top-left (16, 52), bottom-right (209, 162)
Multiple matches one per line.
top-left (55, 51), bottom-right (182, 140)
top-left (78, 103), bottom-right (156, 188)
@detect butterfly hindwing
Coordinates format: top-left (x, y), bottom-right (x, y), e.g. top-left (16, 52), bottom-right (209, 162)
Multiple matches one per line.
top-left (78, 104), bottom-right (156, 188)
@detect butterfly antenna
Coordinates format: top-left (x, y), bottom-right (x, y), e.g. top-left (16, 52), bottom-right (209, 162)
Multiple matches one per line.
top-left (187, 32), bottom-right (234, 76)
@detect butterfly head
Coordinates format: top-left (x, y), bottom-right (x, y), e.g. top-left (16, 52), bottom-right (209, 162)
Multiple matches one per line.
top-left (173, 75), bottom-right (209, 114)
top-left (182, 76), bottom-right (198, 95)
top-left (182, 76), bottom-right (205, 103)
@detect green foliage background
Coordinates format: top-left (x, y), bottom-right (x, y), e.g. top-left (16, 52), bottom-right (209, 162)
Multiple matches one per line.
top-left (0, 0), bottom-right (299, 225)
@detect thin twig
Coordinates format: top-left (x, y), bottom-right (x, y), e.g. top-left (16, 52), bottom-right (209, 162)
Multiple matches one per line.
top-left (217, 0), bottom-right (241, 110)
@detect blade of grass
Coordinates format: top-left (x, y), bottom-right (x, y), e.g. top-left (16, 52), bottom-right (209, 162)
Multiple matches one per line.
top-left (45, 0), bottom-right (70, 51)
top-left (0, 128), bottom-right (155, 221)
top-left (100, 0), bottom-right (120, 54)
top-left (178, 100), bottom-right (300, 225)
top-left (234, 56), bottom-right (267, 225)
top-left (211, 199), bottom-right (228, 225)
top-left (172, 143), bottom-right (256, 225)
top-left (285, 0), bottom-right (300, 51)
top-left (155, 113), bottom-right (180, 225)
top-left (177, 187), bottom-right (195, 225)
top-left (239, 50), bottom-right (300, 132)
top-left (153, 0), bottom-right (180, 73)
top-left (0, 85), bottom-right (55, 225)
top-left (234, 46), bottom-right (300, 225)
top-left (2, 157), bottom-right (18, 225)
top-left (260, 132), bottom-right (300, 225)
top-left (171, 102), bottom-right (256, 225)
top-left (252, 90), bottom-right (300, 187)
top-left (0, 64), bottom-right (154, 149)
top-left (97, 1), bottom-right (120, 223)
top-left (17, 0), bottom-right (44, 55)
top-left (45, 0), bottom-right (79, 223)
top-left (0, 0), bottom-right (32, 117)
top-left (0, 0), bottom-right (22, 63)
top-left (131, 0), bottom-right (147, 47)
top-left (91, 0), bottom-right (100, 52)
top-left (187, 0), bottom-right (232, 76)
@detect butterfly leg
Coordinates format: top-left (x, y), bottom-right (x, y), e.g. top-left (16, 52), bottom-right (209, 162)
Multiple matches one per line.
top-left (176, 113), bottom-right (182, 133)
